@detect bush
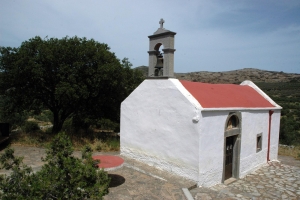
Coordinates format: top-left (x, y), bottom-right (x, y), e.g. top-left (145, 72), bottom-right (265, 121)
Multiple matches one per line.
top-left (22, 121), bottom-right (40, 133)
top-left (96, 118), bottom-right (120, 132)
top-left (62, 117), bottom-right (73, 132)
top-left (43, 110), bottom-right (54, 123)
top-left (33, 113), bottom-right (49, 122)
top-left (0, 132), bottom-right (110, 199)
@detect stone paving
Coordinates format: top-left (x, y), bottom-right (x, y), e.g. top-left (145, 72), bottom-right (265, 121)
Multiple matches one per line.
top-left (190, 161), bottom-right (300, 199)
top-left (104, 156), bottom-right (195, 200)
top-left (1, 145), bottom-right (300, 199)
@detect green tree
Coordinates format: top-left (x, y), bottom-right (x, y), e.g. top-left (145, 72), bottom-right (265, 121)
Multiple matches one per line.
top-left (0, 36), bottom-right (144, 133)
top-left (0, 95), bottom-right (29, 128)
top-left (71, 57), bottom-right (144, 131)
top-left (0, 132), bottom-right (110, 199)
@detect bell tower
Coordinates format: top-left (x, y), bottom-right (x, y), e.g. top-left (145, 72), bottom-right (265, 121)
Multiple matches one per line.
top-left (148, 19), bottom-right (176, 77)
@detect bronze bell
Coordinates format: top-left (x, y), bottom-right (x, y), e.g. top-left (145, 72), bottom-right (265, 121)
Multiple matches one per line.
top-left (155, 53), bottom-right (164, 68)
top-left (154, 53), bottom-right (164, 76)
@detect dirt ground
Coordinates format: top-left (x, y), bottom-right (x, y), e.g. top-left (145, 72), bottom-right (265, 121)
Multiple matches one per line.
top-left (278, 155), bottom-right (300, 167)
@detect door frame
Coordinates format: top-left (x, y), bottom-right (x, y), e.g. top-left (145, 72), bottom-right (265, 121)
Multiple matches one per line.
top-left (222, 112), bottom-right (241, 182)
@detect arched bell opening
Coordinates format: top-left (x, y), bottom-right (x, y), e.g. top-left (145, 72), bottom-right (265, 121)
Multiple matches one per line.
top-left (154, 43), bottom-right (164, 76)
top-left (154, 43), bottom-right (162, 51)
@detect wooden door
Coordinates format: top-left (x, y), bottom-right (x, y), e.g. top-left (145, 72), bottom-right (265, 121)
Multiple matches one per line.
top-left (225, 136), bottom-right (234, 180)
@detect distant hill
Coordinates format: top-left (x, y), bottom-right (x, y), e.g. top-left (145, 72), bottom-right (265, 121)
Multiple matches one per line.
top-left (135, 66), bottom-right (148, 77)
top-left (135, 66), bottom-right (300, 84)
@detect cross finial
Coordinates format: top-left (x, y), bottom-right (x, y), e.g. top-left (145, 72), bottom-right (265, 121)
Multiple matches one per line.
top-left (159, 18), bottom-right (165, 28)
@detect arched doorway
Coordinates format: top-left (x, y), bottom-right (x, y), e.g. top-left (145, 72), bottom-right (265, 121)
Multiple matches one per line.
top-left (223, 112), bottom-right (241, 182)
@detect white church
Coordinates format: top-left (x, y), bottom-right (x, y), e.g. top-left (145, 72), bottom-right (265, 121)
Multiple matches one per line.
top-left (120, 19), bottom-right (281, 187)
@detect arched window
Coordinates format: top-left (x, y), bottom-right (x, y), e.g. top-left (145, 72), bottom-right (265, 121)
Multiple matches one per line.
top-left (226, 115), bottom-right (239, 130)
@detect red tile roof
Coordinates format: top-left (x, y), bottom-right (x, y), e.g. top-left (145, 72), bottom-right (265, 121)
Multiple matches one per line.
top-left (180, 80), bottom-right (275, 108)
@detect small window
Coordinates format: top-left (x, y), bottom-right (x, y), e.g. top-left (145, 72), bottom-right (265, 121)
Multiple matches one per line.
top-left (256, 133), bottom-right (262, 152)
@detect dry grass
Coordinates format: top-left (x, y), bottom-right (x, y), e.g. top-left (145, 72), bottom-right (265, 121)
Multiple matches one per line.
top-left (90, 139), bottom-right (119, 152)
top-left (10, 130), bottom-right (120, 152)
top-left (278, 145), bottom-right (300, 160)
top-left (10, 131), bottom-right (53, 147)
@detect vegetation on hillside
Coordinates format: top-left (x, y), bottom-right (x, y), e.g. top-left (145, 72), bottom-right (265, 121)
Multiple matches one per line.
top-left (135, 66), bottom-right (300, 83)
top-left (256, 79), bottom-right (300, 146)
top-left (177, 68), bottom-right (300, 83)
top-left (0, 132), bottom-right (110, 199)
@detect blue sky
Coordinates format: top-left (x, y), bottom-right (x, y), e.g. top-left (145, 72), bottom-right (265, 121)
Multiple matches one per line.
top-left (1, 0), bottom-right (299, 73)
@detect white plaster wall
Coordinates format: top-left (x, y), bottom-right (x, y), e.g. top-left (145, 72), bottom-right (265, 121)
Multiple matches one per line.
top-left (239, 111), bottom-right (270, 177)
top-left (120, 79), bottom-right (200, 181)
top-left (269, 110), bottom-right (281, 161)
top-left (240, 80), bottom-right (281, 166)
top-left (198, 110), bottom-right (280, 187)
top-left (198, 111), bottom-right (229, 187)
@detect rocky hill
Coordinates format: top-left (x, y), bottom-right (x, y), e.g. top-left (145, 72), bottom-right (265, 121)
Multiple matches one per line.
top-left (135, 66), bottom-right (300, 84)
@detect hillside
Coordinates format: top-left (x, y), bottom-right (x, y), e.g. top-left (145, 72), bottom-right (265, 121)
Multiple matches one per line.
top-left (135, 66), bottom-right (300, 84)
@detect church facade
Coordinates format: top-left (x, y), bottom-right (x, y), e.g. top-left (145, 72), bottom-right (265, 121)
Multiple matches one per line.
top-left (120, 20), bottom-right (281, 187)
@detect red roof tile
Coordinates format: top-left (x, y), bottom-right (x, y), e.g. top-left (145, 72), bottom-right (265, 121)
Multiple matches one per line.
top-left (180, 80), bottom-right (275, 108)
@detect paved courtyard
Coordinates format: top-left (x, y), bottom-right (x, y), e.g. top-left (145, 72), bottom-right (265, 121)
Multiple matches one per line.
top-left (190, 162), bottom-right (300, 199)
top-left (0, 145), bottom-right (300, 199)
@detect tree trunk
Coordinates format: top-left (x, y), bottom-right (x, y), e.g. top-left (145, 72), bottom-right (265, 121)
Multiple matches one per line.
top-left (52, 111), bottom-right (64, 134)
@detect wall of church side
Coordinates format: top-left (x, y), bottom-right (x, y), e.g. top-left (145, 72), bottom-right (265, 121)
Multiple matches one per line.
top-left (198, 111), bottom-right (229, 187)
top-left (239, 111), bottom-right (270, 178)
top-left (198, 109), bottom-right (280, 187)
top-left (120, 79), bottom-right (201, 181)
top-left (269, 110), bottom-right (281, 161)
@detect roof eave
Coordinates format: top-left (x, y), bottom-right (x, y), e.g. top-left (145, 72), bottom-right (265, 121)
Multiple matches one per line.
top-left (240, 80), bottom-right (281, 108)
top-left (201, 107), bottom-right (282, 112)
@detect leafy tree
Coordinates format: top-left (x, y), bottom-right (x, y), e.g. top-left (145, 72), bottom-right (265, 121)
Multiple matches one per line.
top-left (0, 132), bottom-right (110, 199)
top-left (0, 36), bottom-right (144, 133)
top-left (71, 57), bottom-right (144, 131)
top-left (0, 95), bottom-right (29, 129)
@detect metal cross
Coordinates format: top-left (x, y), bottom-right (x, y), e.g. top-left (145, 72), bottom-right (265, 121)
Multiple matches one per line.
top-left (159, 18), bottom-right (165, 28)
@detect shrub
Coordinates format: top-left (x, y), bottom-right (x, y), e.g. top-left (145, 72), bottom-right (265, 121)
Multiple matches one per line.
top-left (22, 121), bottom-right (40, 133)
top-left (93, 139), bottom-right (104, 151)
top-left (0, 132), bottom-right (110, 199)
top-left (33, 113), bottom-right (49, 122)
top-left (62, 117), bottom-right (73, 132)
top-left (107, 138), bottom-right (120, 151)
top-left (96, 118), bottom-right (120, 132)
top-left (43, 110), bottom-right (54, 123)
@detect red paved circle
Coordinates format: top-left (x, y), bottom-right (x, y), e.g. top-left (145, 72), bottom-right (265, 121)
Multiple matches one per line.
top-left (92, 155), bottom-right (124, 169)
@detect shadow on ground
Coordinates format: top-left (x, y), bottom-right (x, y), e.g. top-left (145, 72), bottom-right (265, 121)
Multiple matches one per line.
top-left (108, 174), bottom-right (125, 188)
top-left (0, 140), bottom-right (11, 151)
